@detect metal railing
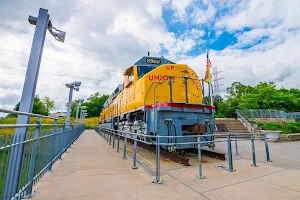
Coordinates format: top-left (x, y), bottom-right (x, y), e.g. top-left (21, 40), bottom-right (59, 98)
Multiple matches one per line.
top-left (236, 109), bottom-right (289, 119)
top-left (236, 110), bottom-right (256, 132)
top-left (0, 108), bottom-right (85, 200)
top-left (95, 126), bottom-right (271, 184)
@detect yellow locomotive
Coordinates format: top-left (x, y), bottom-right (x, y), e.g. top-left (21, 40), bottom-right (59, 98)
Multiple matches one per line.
top-left (99, 56), bottom-right (215, 151)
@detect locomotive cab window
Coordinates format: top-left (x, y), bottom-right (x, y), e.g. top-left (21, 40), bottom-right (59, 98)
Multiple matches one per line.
top-left (137, 66), bottom-right (155, 78)
top-left (124, 67), bottom-right (134, 88)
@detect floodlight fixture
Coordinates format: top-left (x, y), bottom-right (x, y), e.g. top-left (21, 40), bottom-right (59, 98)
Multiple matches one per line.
top-left (65, 81), bottom-right (81, 89)
top-left (74, 87), bottom-right (79, 91)
top-left (28, 14), bottom-right (66, 43)
top-left (75, 99), bottom-right (84, 103)
top-left (74, 81), bottom-right (81, 87)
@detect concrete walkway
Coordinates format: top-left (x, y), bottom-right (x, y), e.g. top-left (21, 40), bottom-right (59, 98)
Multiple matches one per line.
top-left (33, 130), bottom-right (300, 200)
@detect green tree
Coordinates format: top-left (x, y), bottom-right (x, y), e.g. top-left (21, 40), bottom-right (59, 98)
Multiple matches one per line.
top-left (65, 101), bottom-right (79, 117)
top-left (7, 96), bottom-right (51, 117)
top-left (43, 96), bottom-right (55, 113)
top-left (81, 93), bottom-right (109, 117)
top-left (217, 81), bottom-right (300, 117)
top-left (65, 93), bottom-right (109, 118)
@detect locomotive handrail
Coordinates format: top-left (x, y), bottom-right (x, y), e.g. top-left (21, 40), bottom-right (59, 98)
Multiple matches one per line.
top-left (144, 82), bottom-right (159, 107)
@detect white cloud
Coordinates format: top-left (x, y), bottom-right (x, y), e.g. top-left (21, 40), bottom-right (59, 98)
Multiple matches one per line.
top-left (169, 0), bottom-right (193, 22)
top-left (179, 29), bottom-right (300, 92)
top-left (191, 2), bottom-right (216, 25)
top-left (216, 0), bottom-right (300, 31)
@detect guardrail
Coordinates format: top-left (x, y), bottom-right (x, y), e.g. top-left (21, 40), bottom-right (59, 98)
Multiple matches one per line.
top-left (95, 126), bottom-right (271, 184)
top-left (236, 110), bottom-right (256, 132)
top-left (0, 109), bottom-right (85, 200)
top-left (236, 109), bottom-right (288, 119)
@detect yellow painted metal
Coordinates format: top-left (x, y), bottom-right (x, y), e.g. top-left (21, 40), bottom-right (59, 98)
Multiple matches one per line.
top-left (99, 64), bottom-right (203, 121)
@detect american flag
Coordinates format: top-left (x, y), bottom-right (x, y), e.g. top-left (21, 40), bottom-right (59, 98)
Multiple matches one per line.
top-left (204, 50), bottom-right (212, 83)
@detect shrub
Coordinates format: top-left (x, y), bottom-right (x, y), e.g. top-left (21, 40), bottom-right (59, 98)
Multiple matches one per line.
top-left (214, 113), bottom-right (226, 118)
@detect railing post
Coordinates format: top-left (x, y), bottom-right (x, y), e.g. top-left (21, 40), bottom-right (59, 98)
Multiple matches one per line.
top-left (25, 116), bottom-right (42, 197)
top-left (251, 134), bottom-right (258, 167)
top-left (264, 133), bottom-right (272, 162)
top-left (132, 134), bottom-right (138, 169)
top-left (112, 130), bottom-right (115, 148)
top-left (58, 123), bottom-right (63, 160)
top-left (48, 119), bottom-right (58, 172)
top-left (152, 134), bottom-right (163, 184)
top-left (123, 133), bottom-right (127, 160)
top-left (226, 134), bottom-right (236, 172)
top-left (197, 136), bottom-right (205, 179)
top-left (62, 123), bottom-right (68, 153)
top-left (109, 130), bottom-right (112, 145)
top-left (234, 135), bottom-right (239, 155)
top-left (117, 133), bottom-right (120, 153)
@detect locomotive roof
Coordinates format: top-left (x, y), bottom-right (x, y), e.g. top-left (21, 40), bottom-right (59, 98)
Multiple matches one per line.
top-left (103, 56), bottom-right (175, 109)
top-left (134, 56), bottom-right (176, 67)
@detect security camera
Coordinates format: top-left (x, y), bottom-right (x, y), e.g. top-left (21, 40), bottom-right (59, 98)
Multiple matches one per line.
top-left (74, 87), bottom-right (80, 91)
top-left (74, 81), bottom-right (81, 87)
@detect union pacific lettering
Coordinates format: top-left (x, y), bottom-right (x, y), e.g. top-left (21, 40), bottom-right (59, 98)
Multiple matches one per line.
top-left (148, 75), bottom-right (175, 81)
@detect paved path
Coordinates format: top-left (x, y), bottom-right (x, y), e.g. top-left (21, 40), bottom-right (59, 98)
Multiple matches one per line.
top-left (33, 130), bottom-right (300, 200)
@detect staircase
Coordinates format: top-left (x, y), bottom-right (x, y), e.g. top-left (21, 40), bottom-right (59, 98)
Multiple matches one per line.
top-left (215, 118), bottom-right (249, 133)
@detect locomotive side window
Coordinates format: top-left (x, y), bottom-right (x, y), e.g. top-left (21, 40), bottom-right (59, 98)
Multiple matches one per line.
top-left (137, 66), bottom-right (155, 78)
top-left (124, 67), bottom-right (134, 88)
top-left (128, 71), bottom-right (134, 82)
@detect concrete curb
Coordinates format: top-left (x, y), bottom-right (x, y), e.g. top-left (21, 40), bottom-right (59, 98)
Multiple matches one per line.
top-left (279, 133), bottom-right (300, 141)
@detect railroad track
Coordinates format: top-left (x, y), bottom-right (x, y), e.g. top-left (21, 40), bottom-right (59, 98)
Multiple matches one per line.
top-left (125, 137), bottom-right (226, 166)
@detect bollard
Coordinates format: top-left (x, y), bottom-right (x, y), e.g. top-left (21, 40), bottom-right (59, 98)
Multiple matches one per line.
top-left (117, 134), bottom-right (120, 153)
top-left (152, 134), bottom-right (163, 184)
top-left (197, 136), bottom-right (205, 179)
top-left (226, 134), bottom-right (236, 172)
top-left (123, 133), bottom-right (127, 160)
top-left (24, 116), bottom-right (42, 197)
top-left (112, 130), bottom-right (115, 148)
top-left (251, 135), bottom-right (258, 167)
top-left (132, 134), bottom-right (138, 169)
top-left (234, 135), bottom-right (239, 155)
top-left (264, 133), bottom-right (272, 162)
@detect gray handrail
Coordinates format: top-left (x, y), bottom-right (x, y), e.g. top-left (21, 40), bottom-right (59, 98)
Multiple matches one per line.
top-left (0, 108), bottom-right (60, 120)
top-left (236, 110), bottom-right (255, 132)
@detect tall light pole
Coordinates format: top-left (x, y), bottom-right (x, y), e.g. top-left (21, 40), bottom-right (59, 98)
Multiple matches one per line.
top-left (4, 8), bottom-right (66, 199)
top-left (80, 106), bottom-right (86, 124)
top-left (65, 81), bottom-right (81, 126)
top-left (75, 99), bottom-right (84, 125)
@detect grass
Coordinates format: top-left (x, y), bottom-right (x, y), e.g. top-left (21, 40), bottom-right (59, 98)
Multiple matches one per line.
top-left (0, 117), bottom-right (99, 135)
top-left (251, 120), bottom-right (300, 134)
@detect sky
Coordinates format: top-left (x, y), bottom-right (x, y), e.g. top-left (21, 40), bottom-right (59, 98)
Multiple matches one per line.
top-left (0, 0), bottom-right (300, 111)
